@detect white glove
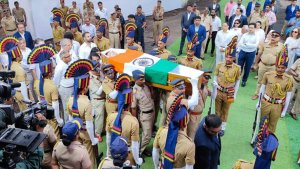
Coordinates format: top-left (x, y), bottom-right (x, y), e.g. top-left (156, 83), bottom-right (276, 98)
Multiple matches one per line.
top-left (57, 118), bottom-right (64, 127)
top-left (185, 165), bottom-right (194, 169)
top-left (234, 80), bottom-right (240, 100)
top-left (108, 90), bottom-right (118, 99)
top-left (86, 120), bottom-right (98, 145)
top-left (68, 115), bottom-right (73, 122)
top-left (52, 101), bottom-right (64, 127)
top-left (96, 85), bottom-right (103, 95)
top-left (152, 148), bottom-right (160, 169)
top-left (91, 137), bottom-right (99, 145)
top-left (256, 85), bottom-right (266, 109)
top-left (132, 141), bottom-right (143, 165)
top-left (20, 81), bottom-right (30, 102)
top-left (106, 132), bottom-right (111, 157)
top-left (281, 92), bottom-right (292, 118)
top-left (187, 78), bottom-right (199, 109)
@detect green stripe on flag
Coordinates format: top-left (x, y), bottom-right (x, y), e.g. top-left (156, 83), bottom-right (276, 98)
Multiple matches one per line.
top-left (145, 59), bottom-right (178, 85)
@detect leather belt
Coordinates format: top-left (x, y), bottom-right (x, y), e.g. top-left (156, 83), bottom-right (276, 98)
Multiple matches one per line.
top-left (109, 32), bottom-right (119, 34)
top-left (190, 111), bottom-right (202, 115)
top-left (141, 109), bottom-right (153, 114)
top-left (261, 61), bottom-right (275, 66)
top-left (263, 94), bottom-right (285, 104)
top-left (6, 29), bottom-right (17, 31)
top-left (217, 85), bottom-right (233, 93)
top-left (154, 19), bottom-right (163, 21)
top-left (93, 97), bottom-right (105, 100)
top-left (107, 99), bottom-right (117, 103)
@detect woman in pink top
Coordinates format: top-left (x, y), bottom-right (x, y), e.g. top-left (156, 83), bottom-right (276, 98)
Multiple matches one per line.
top-left (224, 0), bottom-right (236, 22)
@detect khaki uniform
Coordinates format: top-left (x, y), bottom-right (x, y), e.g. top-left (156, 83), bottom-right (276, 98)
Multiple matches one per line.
top-left (34, 79), bottom-right (61, 140)
top-left (106, 111), bottom-right (139, 165)
top-left (83, 2), bottom-right (94, 10)
top-left (153, 6), bottom-right (164, 43)
top-left (52, 141), bottom-right (91, 169)
top-left (258, 15), bottom-right (269, 31)
top-left (159, 91), bottom-right (170, 127)
top-left (153, 127), bottom-right (195, 168)
top-left (200, 14), bottom-right (212, 58)
top-left (291, 59), bottom-right (300, 114)
top-left (260, 71), bottom-right (293, 133)
top-left (187, 86), bottom-right (209, 140)
top-left (132, 84), bottom-right (154, 153)
top-left (94, 36), bottom-right (110, 51)
top-left (1, 16), bottom-right (17, 35)
top-left (215, 62), bottom-right (241, 122)
top-left (73, 31), bottom-right (83, 44)
top-left (12, 7), bottom-right (26, 23)
top-left (249, 11), bottom-right (260, 24)
top-left (66, 95), bottom-right (95, 168)
top-left (59, 6), bottom-right (69, 28)
top-left (254, 42), bottom-right (283, 95)
top-left (125, 43), bottom-right (143, 52)
top-left (108, 18), bottom-right (121, 48)
top-left (158, 49), bottom-right (172, 60)
top-left (178, 56), bottom-right (202, 70)
top-left (102, 77), bottom-right (118, 115)
top-left (41, 124), bottom-right (57, 167)
top-left (89, 74), bottom-right (106, 135)
top-left (11, 61), bottom-right (27, 111)
top-left (52, 26), bottom-right (65, 51)
top-left (69, 7), bottom-right (81, 15)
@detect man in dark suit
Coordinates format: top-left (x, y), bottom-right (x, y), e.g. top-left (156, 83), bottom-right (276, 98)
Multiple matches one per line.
top-left (178, 4), bottom-right (196, 56)
top-left (208, 0), bottom-right (221, 17)
top-left (194, 114), bottom-right (222, 169)
top-left (187, 16), bottom-right (206, 59)
top-left (228, 8), bottom-right (248, 29)
top-left (13, 23), bottom-right (34, 49)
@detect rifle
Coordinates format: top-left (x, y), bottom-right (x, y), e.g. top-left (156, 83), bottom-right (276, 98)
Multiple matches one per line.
top-left (250, 93), bottom-right (262, 145)
top-left (208, 95), bottom-right (213, 115)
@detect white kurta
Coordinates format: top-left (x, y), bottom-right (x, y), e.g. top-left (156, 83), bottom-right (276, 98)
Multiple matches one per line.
top-left (215, 30), bottom-right (233, 64)
top-left (284, 37), bottom-right (300, 68)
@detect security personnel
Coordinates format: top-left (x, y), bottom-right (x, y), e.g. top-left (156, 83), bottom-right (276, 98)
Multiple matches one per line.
top-left (187, 70), bottom-right (211, 140)
top-left (83, 0), bottom-right (94, 11)
top-left (89, 61), bottom-right (105, 141)
top-left (52, 118), bottom-right (92, 169)
top-left (153, 94), bottom-right (195, 169)
top-left (106, 74), bottom-right (142, 166)
top-left (59, 0), bottom-right (69, 29)
top-left (1, 9), bottom-right (17, 36)
top-left (252, 31), bottom-right (283, 100)
top-left (98, 136), bottom-right (135, 169)
top-left (256, 45), bottom-right (293, 133)
top-left (212, 37), bottom-right (241, 136)
top-left (125, 21), bottom-right (143, 52)
top-left (70, 22), bottom-right (83, 44)
top-left (102, 64), bottom-right (118, 115)
top-left (94, 21), bottom-right (110, 51)
top-left (150, 27), bottom-right (171, 59)
top-left (65, 59), bottom-right (99, 168)
top-left (7, 47), bottom-right (30, 111)
top-left (27, 44), bottom-right (64, 140)
top-left (131, 70), bottom-right (154, 157)
top-left (179, 41), bottom-right (203, 70)
top-left (52, 16), bottom-right (65, 51)
top-left (65, 13), bottom-right (81, 31)
top-left (289, 58), bottom-right (300, 120)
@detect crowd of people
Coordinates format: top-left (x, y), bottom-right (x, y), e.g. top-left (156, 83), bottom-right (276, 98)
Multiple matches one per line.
top-left (0, 0), bottom-right (299, 168)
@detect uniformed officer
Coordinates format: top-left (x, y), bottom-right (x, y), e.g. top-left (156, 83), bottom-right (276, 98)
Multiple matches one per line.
top-left (106, 73), bottom-right (143, 166)
top-left (70, 22), bottom-right (83, 44)
top-left (167, 55), bottom-right (177, 63)
top-left (187, 70), bottom-right (211, 140)
top-left (131, 70), bottom-right (154, 157)
top-left (98, 136), bottom-right (135, 169)
top-left (52, 16), bottom-right (65, 51)
top-left (179, 40), bottom-right (203, 70)
top-left (125, 21), bottom-right (143, 52)
top-left (52, 118), bottom-right (92, 169)
top-left (153, 93), bottom-right (195, 169)
top-left (1, 9), bottom-right (17, 36)
top-left (59, 0), bottom-right (69, 29)
top-left (256, 45), bottom-right (293, 133)
top-left (289, 58), bottom-right (300, 120)
top-left (150, 27), bottom-right (172, 59)
top-left (65, 13), bottom-right (81, 31)
top-left (7, 46), bottom-right (30, 111)
top-left (102, 64), bottom-right (118, 115)
top-left (212, 38), bottom-right (241, 136)
top-left (94, 21), bottom-right (110, 52)
top-left (89, 60), bottom-right (105, 141)
top-left (152, 0), bottom-right (164, 46)
top-left (27, 44), bottom-right (64, 140)
top-left (83, 0), bottom-right (94, 11)
top-left (65, 59), bottom-right (99, 168)
top-left (252, 31), bottom-right (283, 100)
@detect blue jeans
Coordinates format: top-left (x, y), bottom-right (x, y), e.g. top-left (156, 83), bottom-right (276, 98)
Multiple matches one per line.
top-left (238, 50), bottom-right (256, 82)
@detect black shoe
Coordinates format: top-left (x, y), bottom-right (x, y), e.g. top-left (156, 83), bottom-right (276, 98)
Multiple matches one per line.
top-left (142, 149), bottom-right (152, 157)
top-left (219, 130), bottom-right (225, 137)
top-left (200, 57), bottom-right (205, 60)
top-left (241, 81), bottom-right (246, 87)
top-left (177, 52), bottom-right (182, 56)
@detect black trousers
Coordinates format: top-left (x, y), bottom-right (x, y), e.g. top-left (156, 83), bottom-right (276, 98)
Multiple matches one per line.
top-left (179, 29), bottom-right (187, 53)
top-left (205, 31), bottom-right (217, 54)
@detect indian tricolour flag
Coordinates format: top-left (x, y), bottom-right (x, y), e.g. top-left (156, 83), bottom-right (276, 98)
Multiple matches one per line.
top-left (103, 49), bottom-right (203, 86)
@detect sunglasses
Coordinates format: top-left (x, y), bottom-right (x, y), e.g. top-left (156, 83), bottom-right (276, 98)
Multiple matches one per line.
top-left (292, 31), bottom-right (298, 33)
top-left (271, 34), bottom-right (280, 38)
top-left (234, 22), bottom-right (240, 24)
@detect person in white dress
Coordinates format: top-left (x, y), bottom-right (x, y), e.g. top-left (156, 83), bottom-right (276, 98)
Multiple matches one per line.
top-left (215, 22), bottom-right (233, 64)
top-left (284, 27), bottom-right (300, 69)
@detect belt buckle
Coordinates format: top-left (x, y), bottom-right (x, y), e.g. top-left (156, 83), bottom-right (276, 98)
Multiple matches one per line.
top-left (271, 98), bottom-right (276, 104)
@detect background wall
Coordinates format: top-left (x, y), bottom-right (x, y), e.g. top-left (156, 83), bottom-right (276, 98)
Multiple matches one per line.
top-left (8, 0), bottom-right (184, 40)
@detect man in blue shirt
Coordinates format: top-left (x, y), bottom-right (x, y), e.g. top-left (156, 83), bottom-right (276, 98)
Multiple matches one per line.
top-left (187, 16), bottom-right (206, 59)
top-left (135, 5), bottom-right (146, 51)
top-left (285, 10), bottom-right (300, 36)
top-left (281, 0), bottom-right (299, 35)
top-left (13, 23), bottom-right (34, 49)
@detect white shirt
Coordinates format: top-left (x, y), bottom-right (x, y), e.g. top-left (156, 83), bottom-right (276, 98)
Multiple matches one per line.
top-left (212, 16), bottom-right (222, 32)
top-left (53, 61), bottom-right (74, 88)
top-left (229, 4), bottom-right (246, 18)
top-left (187, 12), bottom-right (191, 20)
top-left (230, 28), bottom-right (242, 41)
top-left (95, 8), bottom-right (109, 19)
top-left (20, 47), bottom-right (32, 71)
top-left (29, 63), bottom-right (40, 79)
top-left (215, 30), bottom-right (233, 49)
top-left (55, 49), bottom-right (78, 64)
top-left (81, 24), bottom-right (96, 37)
top-left (238, 32), bottom-right (259, 52)
top-left (0, 53), bottom-right (9, 70)
top-left (255, 29), bottom-right (266, 44)
top-left (79, 42), bottom-right (97, 59)
top-left (72, 40), bottom-right (80, 57)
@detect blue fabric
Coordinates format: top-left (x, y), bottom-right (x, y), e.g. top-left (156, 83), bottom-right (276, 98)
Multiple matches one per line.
top-left (263, 0), bottom-right (271, 10)
top-left (135, 14), bottom-right (146, 27)
top-left (62, 118), bottom-right (83, 141)
top-left (246, 2), bottom-right (254, 17)
top-left (238, 50), bottom-right (256, 82)
top-left (111, 92), bottom-right (125, 144)
top-left (228, 15), bottom-right (248, 29)
top-left (187, 24), bottom-right (206, 58)
top-left (72, 79), bottom-right (79, 117)
top-left (284, 4), bottom-right (299, 21)
top-left (132, 69), bottom-right (144, 80)
top-left (97, 25), bottom-right (105, 33)
top-left (111, 136), bottom-right (128, 160)
top-left (163, 122), bottom-right (179, 169)
top-left (13, 31), bottom-right (34, 49)
top-left (127, 30), bottom-right (135, 38)
top-left (285, 17), bottom-right (300, 35)
top-left (181, 12), bottom-right (196, 29)
top-left (119, 15), bottom-right (125, 25)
